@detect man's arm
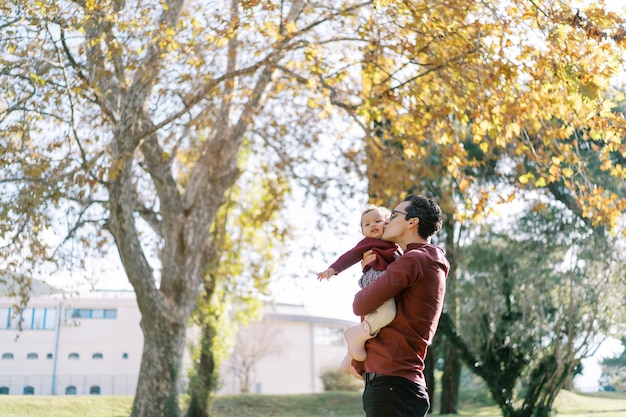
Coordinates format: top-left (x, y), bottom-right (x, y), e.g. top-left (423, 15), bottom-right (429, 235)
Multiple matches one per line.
top-left (352, 256), bottom-right (412, 316)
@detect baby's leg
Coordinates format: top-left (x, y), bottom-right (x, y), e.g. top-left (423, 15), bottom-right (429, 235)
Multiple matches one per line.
top-left (340, 352), bottom-right (363, 380)
top-left (345, 297), bottom-right (396, 361)
top-left (363, 298), bottom-right (396, 335)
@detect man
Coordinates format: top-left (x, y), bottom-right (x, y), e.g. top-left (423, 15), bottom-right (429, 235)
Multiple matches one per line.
top-left (350, 194), bottom-right (450, 417)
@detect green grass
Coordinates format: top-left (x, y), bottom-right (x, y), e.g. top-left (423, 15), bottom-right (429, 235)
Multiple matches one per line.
top-left (210, 391), bottom-right (362, 417)
top-left (0, 396), bottom-right (134, 417)
top-left (0, 391), bottom-right (625, 417)
top-left (553, 390), bottom-right (626, 417)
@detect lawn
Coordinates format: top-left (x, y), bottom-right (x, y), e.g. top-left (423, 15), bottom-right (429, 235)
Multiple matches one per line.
top-left (0, 390), bottom-right (625, 417)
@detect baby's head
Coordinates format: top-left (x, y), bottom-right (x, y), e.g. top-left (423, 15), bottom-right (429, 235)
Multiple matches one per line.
top-left (361, 204), bottom-right (391, 239)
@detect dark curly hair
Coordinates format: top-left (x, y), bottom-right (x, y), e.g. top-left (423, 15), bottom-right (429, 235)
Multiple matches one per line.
top-left (402, 195), bottom-right (443, 239)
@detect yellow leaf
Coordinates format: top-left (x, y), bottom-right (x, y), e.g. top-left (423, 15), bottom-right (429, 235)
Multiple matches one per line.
top-left (404, 147), bottom-right (417, 158)
top-left (510, 122), bottom-right (521, 137)
top-left (216, 38), bottom-right (227, 48)
top-left (285, 22), bottom-right (297, 34)
top-left (519, 173), bottom-right (533, 185)
top-left (458, 178), bottom-right (470, 193)
top-left (549, 165), bottom-right (560, 178)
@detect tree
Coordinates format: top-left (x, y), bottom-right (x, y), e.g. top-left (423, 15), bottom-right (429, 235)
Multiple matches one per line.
top-left (186, 157), bottom-right (290, 417)
top-left (226, 321), bottom-right (285, 393)
top-left (338, 1), bottom-right (626, 413)
top-left (333, 1), bottom-right (626, 225)
top-left (0, 1), bottom-right (368, 416)
top-left (439, 199), bottom-right (625, 417)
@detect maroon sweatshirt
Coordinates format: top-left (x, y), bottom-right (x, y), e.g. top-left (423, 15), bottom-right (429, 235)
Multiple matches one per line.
top-left (329, 237), bottom-right (397, 274)
top-left (352, 242), bottom-right (449, 387)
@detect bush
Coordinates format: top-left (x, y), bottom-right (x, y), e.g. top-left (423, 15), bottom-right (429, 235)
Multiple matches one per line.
top-left (320, 369), bottom-right (363, 392)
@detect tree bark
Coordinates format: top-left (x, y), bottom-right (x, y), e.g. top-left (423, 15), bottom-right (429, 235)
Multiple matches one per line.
top-left (132, 317), bottom-right (188, 417)
top-left (186, 322), bottom-right (217, 417)
top-left (439, 219), bottom-right (460, 414)
top-left (425, 332), bottom-right (440, 413)
top-left (440, 343), bottom-right (461, 414)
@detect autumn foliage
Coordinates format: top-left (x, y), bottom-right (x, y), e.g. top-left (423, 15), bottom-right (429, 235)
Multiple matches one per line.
top-left (338, 1), bottom-right (626, 232)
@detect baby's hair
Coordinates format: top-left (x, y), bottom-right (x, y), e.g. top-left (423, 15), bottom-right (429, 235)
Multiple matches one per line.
top-left (361, 204), bottom-right (391, 228)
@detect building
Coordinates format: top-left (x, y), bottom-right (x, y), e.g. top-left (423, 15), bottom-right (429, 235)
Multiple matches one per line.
top-left (0, 290), bottom-right (142, 396)
top-left (0, 288), bottom-right (358, 396)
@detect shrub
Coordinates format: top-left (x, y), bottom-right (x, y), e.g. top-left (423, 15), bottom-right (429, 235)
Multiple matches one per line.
top-left (320, 369), bottom-right (362, 392)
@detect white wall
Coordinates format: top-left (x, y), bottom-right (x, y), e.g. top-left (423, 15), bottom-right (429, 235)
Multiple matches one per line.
top-left (218, 304), bottom-right (358, 395)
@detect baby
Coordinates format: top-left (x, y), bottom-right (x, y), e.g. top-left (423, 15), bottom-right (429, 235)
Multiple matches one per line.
top-left (317, 204), bottom-right (400, 362)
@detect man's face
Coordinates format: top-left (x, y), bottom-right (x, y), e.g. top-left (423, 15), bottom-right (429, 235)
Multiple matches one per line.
top-left (382, 201), bottom-right (411, 242)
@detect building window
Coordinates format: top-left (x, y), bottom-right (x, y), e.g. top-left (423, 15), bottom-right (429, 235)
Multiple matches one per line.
top-left (0, 307), bottom-right (57, 330)
top-left (68, 353), bottom-right (79, 359)
top-left (23, 386), bottom-right (34, 395)
top-left (122, 353), bottom-right (128, 359)
top-left (31, 307), bottom-right (56, 330)
top-left (66, 308), bottom-right (87, 319)
top-left (47, 353), bottom-right (53, 359)
top-left (65, 386), bottom-right (77, 395)
top-left (314, 326), bottom-right (345, 347)
top-left (2, 353), bottom-right (13, 360)
top-left (90, 309), bottom-right (104, 318)
top-left (0, 308), bottom-right (9, 329)
top-left (0, 387), bottom-right (9, 395)
top-left (103, 309), bottom-right (117, 318)
top-left (65, 308), bottom-right (117, 320)
top-left (92, 353), bottom-right (103, 359)
top-left (89, 386), bottom-right (101, 395)
top-left (26, 352), bottom-right (38, 359)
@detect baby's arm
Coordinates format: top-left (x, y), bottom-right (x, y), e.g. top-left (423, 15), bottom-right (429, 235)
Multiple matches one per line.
top-left (316, 267), bottom-right (336, 281)
top-left (318, 238), bottom-right (388, 281)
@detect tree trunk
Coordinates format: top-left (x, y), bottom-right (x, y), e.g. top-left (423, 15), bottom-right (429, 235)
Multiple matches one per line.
top-left (131, 317), bottom-right (188, 417)
top-left (186, 322), bottom-right (217, 417)
top-left (440, 343), bottom-right (461, 414)
top-left (425, 332), bottom-right (440, 414)
top-left (440, 219), bottom-right (460, 414)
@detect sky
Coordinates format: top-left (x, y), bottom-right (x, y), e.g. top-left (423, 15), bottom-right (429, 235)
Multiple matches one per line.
top-left (575, 338), bottom-right (623, 392)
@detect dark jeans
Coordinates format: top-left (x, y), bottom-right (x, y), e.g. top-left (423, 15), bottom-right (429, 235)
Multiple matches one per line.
top-left (362, 373), bottom-right (430, 417)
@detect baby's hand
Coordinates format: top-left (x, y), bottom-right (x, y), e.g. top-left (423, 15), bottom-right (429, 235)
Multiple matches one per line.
top-left (316, 268), bottom-right (335, 281)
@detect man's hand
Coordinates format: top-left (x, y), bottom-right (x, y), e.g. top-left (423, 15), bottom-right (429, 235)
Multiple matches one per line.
top-left (361, 250), bottom-right (376, 269)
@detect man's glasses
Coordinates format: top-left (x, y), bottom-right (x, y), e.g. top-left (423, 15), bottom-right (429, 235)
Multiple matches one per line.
top-left (390, 209), bottom-right (409, 220)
